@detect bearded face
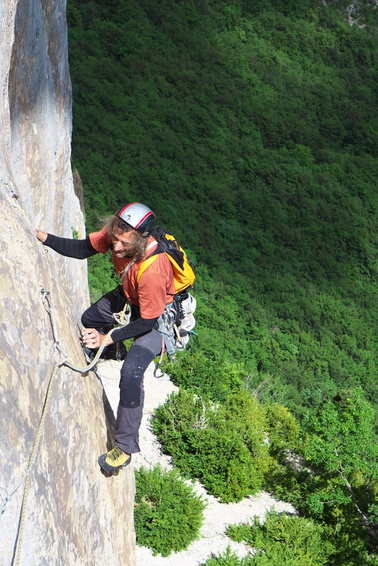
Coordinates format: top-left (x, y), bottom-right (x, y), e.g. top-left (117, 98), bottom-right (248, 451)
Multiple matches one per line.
top-left (110, 228), bottom-right (148, 260)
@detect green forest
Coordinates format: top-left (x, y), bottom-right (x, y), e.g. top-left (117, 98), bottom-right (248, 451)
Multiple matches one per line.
top-left (67, 0), bottom-right (378, 563)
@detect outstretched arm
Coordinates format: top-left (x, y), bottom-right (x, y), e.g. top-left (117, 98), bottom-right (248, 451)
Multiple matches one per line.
top-left (34, 229), bottom-right (98, 259)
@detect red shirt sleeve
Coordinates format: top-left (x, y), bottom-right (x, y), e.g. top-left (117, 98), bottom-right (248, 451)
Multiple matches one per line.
top-left (89, 228), bottom-right (112, 254)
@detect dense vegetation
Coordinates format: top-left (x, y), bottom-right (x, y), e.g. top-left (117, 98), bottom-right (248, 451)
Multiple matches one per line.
top-left (152, 387), bottom-right (300, 502)
top-left (67, 0), bottom-right (378, 563)
top-left (226, 510), bottom-right (334, 565)
top-left (134, 465), bottom-right (205, 556)
top-left (68, 0), bottom-right (378, 417)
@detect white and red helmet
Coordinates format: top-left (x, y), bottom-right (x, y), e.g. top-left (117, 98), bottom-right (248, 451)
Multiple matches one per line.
top-left (116, 202), bottom-right (156, 236)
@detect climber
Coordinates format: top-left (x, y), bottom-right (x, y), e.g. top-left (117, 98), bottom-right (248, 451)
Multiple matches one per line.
top-left (34, 202), bottom-right (176, 473)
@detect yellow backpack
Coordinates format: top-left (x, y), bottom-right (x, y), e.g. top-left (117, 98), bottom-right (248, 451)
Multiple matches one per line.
top-left (136, 229), bottom-right (195, 294)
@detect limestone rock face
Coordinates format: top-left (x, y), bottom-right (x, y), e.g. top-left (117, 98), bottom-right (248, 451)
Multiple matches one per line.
top-left (0, 2), bottom-right (136, 565)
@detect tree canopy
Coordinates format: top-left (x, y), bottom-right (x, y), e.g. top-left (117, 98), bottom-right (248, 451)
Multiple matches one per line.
top-left (67, 1), bottom-right (378, 562)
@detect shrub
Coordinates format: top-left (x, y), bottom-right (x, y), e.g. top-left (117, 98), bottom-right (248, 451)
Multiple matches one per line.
top-left (152, 389), bottom-right (275, 502)
top-left (163, 351), bottom-right (246, 403)
top-left (134, 464), bottom-right (206, 556)
top-left (227, 511), bottom-right (335, 565)
top-left (201, 546), bottom-right (252, 565)
top-left (264, 403), bottom-right (301, 458)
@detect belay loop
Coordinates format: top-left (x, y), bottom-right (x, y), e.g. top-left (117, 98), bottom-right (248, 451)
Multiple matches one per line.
top-left (112, 300), bottom-right (131, 326)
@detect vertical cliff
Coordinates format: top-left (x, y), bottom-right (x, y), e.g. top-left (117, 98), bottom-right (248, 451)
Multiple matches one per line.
top-left (0, 1), bottom-right (136, 565)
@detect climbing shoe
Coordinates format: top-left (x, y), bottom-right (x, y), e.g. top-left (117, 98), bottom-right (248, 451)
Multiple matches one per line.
top-left (98, 446), bottom-right (131, 473)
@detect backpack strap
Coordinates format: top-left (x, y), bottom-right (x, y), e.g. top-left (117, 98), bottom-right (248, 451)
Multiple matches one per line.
top-left (136, 254), bottom-right (159, 285)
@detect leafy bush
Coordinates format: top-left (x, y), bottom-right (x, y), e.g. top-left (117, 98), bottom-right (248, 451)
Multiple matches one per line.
top-left (201, 546), bottom-right (252, 566)
top-left (300, 389), bottom-right (378, 563)
top-left (303, 388), bottom-right (378, 511)
top-left (134, 464), bottom-right (206, 556)
top-left (227, 511), bottom-right (335, 566)
top-left (163, 351), bottom-right (246, 403)
top-left (264, 403), bottom-right (301, 458)
top-left (152, 389), bottom-right (276, 502)
top-left (266, 389), bottom-right (378, 565)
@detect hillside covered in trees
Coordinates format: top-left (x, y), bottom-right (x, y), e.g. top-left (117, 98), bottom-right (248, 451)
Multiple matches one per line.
top-left (66, 0), bottom-right (378, 563)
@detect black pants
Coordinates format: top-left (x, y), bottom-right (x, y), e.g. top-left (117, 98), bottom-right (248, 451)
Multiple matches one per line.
top-left (81, 288), bottom-right (162, 454)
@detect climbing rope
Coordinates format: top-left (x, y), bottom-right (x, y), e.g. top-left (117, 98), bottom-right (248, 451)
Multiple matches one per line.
top-left (12, 363), bottom-right (60, 566)
top-left (62, 329), bottom-right (116, 372)
top-left (41, 285), bottom-right (128, 372)
top-left (8, 287), bottom-right (129, 565)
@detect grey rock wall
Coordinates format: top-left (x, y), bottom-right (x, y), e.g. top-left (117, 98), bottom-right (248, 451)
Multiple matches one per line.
top-left (0, 2), bottom-right (136, 565)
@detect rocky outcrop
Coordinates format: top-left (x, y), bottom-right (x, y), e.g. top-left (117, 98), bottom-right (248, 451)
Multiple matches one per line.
top-left (0, 2), bottom-right (135, 565)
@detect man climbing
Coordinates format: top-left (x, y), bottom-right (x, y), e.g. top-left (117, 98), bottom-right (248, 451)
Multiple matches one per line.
top-left (35, 202), bottom-right (176, 473)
